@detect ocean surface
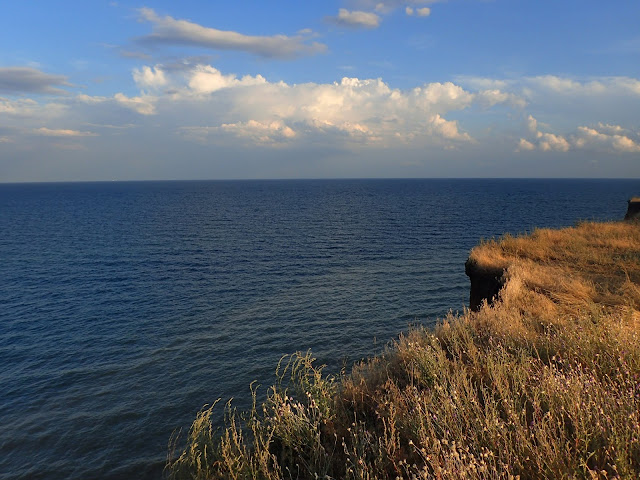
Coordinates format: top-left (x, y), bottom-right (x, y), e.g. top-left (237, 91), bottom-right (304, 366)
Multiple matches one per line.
top-left (1, 179), bottom-right (637, 479)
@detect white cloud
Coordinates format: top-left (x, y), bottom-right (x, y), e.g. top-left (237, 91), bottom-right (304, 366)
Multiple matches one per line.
top-left (0, 67), bottom-right (71, 95)
top-left (429, 114), bottom-right (470, 141)
top-left (4, 65), bottom-right (640, 182)
top-left (114, 92), bottom-right (156, 115)
top-left (0, 97), bottom-right (37, 114)
top-left (524, 75), bottom-right (640, 99)
top-left (133, 66), bottom-right (167, 90)
top-left (136, 8), bottom-right (326, 59)
top-left (529, 75), bottom-right (596, 94)
top-left (531, 75), bottom-right (638, 97)
top-left (218, 120), bottom-right (297, 144)
top-left (411, 82), bottom-right (475, 111)
top-left (0, 96), bottom-right (67, 118)
top-left (476, 89), bottom-right (526, 109)
top-left (460, 75), bottom-right (640, 102)
top-left (518, 115), bottom-right (640, 154)
top-left (329, 9), bottom-right (381, 28)
top-left (154, 67), bottom-right (487, 147)
top-left (76, 93), bottom-right (108, 105)
top-left (573, 125), bottom-right (640, 153)
top-left (187, 65), bottom-right (266, 94)
top-left (33, 127), bottom-right (98, 137)
top-left (595, 122), bottom-right (627, 135)
top-left (519, 114), bottom-right (570, 152)
top-left (537, 131), bottom-right (570, 152)
top-left (362, 1), bottom-right (443, 14)
top-left (517, 138), bottom-right (535, 151)
top-left (455, 76), bottom-right (508, 90)
top-left (405, 6), bottom-right (430, 17)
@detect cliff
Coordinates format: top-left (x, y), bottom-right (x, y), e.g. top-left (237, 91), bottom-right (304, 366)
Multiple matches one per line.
top-left (464, 259), bottom-right (505, 311)
top-left (625, 197), bottom-right (640, 220)
top-left (169, 221), bottom-right (640, 480)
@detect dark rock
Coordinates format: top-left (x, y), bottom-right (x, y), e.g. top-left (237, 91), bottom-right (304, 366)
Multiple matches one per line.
top-left (624, 197), bottom-right (640, 221)
top-left (465, 259), bottom-right (505, 311)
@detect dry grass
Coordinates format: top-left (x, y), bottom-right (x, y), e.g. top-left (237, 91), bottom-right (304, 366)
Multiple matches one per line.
top-left (167, 221), bottom-right (640, 479)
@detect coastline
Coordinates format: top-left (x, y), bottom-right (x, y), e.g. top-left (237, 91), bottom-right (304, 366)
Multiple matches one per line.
top-left (168, 219), bottom-right (640, 479)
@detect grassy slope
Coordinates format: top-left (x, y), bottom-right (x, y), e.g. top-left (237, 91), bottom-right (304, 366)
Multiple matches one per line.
top-left (167, 222), bottom-right (640, 480)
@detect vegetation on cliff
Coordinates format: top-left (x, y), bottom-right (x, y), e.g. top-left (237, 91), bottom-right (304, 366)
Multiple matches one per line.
top-left (167, 221), bottom-right (640, 479)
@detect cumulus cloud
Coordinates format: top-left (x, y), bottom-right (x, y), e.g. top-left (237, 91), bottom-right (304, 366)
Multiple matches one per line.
top-left (133, 66), bottom-right (168, 90)
top-left (328, 9), bottom-right (381, 28)
top-left (537, 131), bottom-right (570, 152)
top-left (518, 115), bottom-right (640, 154)
top-left (136, 8), bottom-right (326, 59)
top-left (185, 120), bottom-right (297, 145)
top-left (0, 67), bottom-right (72, 95)
top-left (516, 138), bottom-right (535, 151)
top-left (410, 81), bottom-right (475, 112)
top-left (107, 65), bottom-right (536, 150)
top-left (428, 114), bottom-right (470, 141)
top-left (114, 92), bottom-right (156, 115)
top-left (518, 115), bottom-right (570, 152)
top-left (573, 125), bottom-right (640, 153)
top-left (187, 65), bottom-right (266, 93)
top-left (161, 68), bottom-right (500, 148)
top-left (457, 75), bottom-right (640, 142)
top-left (6, 65), bottom-right (639, 177)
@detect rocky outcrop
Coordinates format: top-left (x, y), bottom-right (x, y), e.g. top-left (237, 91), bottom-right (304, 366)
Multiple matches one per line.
top-left (464, 260), bottom-right (505, 311)
top-left (624, 197), bottom-right (640, 221)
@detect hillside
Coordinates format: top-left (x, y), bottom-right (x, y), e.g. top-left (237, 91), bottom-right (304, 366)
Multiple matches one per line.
top-left (167, 221), bottom-right (640, 479)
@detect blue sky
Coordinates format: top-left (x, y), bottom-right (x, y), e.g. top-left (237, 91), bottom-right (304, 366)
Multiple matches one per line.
top-left (1, 0), bottom-right (639, 181)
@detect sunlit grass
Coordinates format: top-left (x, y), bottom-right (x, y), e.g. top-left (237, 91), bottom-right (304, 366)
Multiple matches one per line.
top-left (167, 221), bottom-right (640, 479)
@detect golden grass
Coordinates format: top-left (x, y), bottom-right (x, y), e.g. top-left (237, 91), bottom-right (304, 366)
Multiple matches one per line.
top-left (167, 221), bottom-right (640, 479)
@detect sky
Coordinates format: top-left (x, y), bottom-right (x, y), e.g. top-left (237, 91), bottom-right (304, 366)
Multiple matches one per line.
top-left (1, 0), bottom-right (639, 182)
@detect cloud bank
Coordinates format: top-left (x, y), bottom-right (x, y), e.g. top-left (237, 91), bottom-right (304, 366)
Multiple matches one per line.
top-left (2, 64), bottom-right (640, 181)
top-left (132, 65), bottom-right (507, 147)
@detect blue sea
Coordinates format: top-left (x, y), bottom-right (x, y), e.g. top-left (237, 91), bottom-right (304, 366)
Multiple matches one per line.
top-left (1, 179), bottom-right (637, 480)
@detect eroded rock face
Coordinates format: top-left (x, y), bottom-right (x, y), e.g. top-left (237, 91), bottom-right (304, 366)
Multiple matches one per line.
top-left (464, 260), bottom-right (505, 311)
top-left (624, 198), bottom-right (640, 221)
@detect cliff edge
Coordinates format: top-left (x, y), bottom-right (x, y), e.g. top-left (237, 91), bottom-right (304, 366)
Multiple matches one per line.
top-left (169, 221), bottom-right (640, 480)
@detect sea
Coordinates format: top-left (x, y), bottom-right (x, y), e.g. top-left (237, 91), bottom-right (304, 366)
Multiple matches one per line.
top-left (1, 179), bottom-right (637, 480)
